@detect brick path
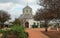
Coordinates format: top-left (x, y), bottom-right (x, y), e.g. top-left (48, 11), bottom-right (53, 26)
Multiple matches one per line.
top-left (26, 28), bottom-right (49, 38)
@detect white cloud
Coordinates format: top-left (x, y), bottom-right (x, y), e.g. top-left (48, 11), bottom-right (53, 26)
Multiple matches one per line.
top-left (0, 2), bottom-right (24, 20)
top-left (29, 5), bottom-right (42, 15)
top-left (0, 3), bottom-right (12, 10)
top-left (0, 0), bottom-right (40, 21)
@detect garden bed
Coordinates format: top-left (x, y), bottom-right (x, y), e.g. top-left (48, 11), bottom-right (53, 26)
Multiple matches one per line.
top-left (0, 25), bottom-right (28, 38)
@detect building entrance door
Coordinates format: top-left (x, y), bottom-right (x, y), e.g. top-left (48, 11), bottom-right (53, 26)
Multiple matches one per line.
top-left (25, 22), bottom-right (29, 28)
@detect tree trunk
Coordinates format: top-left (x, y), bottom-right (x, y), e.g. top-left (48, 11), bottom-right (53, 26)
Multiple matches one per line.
top-left (45, 27), bottom-right (48, 32)
top-left (40, 21), bottom-right (41, 28)
top-left (45, 20), bottom-right (48, 32)
top-left (57, 23), bottom-right (59, 28)
top-left (0, 22), bottom-right (4, 28)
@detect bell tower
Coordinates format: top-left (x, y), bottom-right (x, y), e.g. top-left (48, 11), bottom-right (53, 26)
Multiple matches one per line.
top-left (23, 0), bottom-right (32, 15)
top-left (23, 5), bottom-right (32, 15)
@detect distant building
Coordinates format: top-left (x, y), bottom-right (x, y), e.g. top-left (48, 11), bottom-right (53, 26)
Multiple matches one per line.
top-left (19, 5), bottom-right (40, 28)
top-left (0, 22), bottom-right (13, 28)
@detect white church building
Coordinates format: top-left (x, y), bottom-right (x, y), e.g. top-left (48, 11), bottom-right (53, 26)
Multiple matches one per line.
top-left (19, 5), bottom-right (40, 28)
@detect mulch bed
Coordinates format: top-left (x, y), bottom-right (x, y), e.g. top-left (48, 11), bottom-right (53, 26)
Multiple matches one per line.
top-left (41, 31), bottom-right (60, 38)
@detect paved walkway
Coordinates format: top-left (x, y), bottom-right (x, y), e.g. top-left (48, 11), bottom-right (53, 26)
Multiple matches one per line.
top-left (26, 28), bottom-right (49, 38)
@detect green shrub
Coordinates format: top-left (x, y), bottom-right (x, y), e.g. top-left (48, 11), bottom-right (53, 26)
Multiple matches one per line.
top-left (11, 25), bottom-right (27, 38)
top-left (0, 25), bottom-right (28, 38)
top-left (32, 22), bottom-right (38, 28)
top-left (0, 29), bottom-right (3, 33)
top-left (40, 23), bottom-right (45, 28)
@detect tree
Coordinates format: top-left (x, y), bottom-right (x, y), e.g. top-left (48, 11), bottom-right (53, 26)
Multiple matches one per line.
top-left (35, 0), bottom-right (60, 32)
top-left (13, 18), bottom-right (21, 25)
top-left (0, 10), bottom-right (10, 23)
top-left (34, 9), bottom-right (55, 32)
top-left (39, 0), bottom-right (60, 19)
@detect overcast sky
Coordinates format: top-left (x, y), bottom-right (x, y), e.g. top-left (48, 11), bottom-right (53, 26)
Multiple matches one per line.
top-left (0, 0), bottom-right (41, 21)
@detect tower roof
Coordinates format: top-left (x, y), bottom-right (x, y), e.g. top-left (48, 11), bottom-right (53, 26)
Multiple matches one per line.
top-left (23, 5), bottom-right (32, 9)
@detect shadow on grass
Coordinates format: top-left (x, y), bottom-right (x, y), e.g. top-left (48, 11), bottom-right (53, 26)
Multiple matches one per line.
top-left (41, 31), bottom-right (60, 38)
